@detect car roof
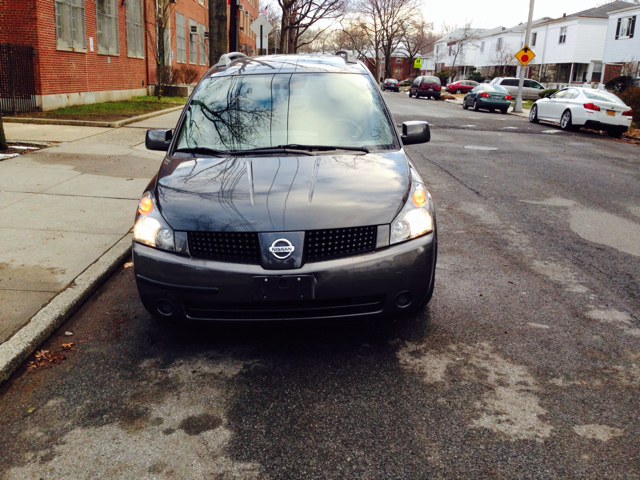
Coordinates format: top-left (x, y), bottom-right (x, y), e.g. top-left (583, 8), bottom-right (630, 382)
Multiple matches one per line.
top-left (206, 54), bottom-right (371, 77)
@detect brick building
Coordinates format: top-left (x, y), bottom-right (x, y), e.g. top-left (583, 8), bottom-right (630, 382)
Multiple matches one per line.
top-left (0, 0), bottom-right (210, 111)
top-left (229, 0), bottom-right (259, 55)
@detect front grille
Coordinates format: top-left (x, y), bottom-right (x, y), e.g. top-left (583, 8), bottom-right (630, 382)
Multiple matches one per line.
top-left (305, 226), bottom-right (377, 262)
top-left (188, 231), bottom-right (260, 263)
top-left (184, 295), bottom-right (385, 320)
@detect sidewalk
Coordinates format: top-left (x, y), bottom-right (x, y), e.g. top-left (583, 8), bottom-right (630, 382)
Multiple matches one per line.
top-left (0, 111), bottom-right (179, 383)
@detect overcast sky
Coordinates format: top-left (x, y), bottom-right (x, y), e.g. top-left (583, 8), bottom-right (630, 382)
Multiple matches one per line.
top-left (424, 0), bottom-right (613, 32)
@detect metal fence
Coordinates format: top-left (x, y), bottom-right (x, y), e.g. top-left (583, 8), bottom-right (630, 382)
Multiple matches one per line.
top-left (0, 43), bottom-right (37, 114)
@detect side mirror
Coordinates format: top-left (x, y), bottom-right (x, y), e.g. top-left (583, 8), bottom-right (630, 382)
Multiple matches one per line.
top-left (401, 121), bottom-right (430, 145)
top-left (544, 93), bottom-right (553, 98)
top-left (145, 129), bottom-right (173, 151)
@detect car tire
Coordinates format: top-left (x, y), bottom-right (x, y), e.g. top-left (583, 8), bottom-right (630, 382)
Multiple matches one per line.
top-left (529, 104), bottom-right (539, 123)
top-left (501, 108), bottom-right (508, 114)
top-left (462, 100), bottom-right (468, 109)
top-left (608, 128), bottom-right (624, 138)
top-left (473, 99), bottom-right (479, 111)
top-left (456, 89), bottom-right (462, 94)
top-left (434, 95), bottom-right (440, 100)
top-left (560, 109), bottom-right (575, 131)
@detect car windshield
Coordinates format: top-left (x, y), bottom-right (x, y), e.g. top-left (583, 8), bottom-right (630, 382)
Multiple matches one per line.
top-left (482, 85), bottom-right (508, 93)
top-left (176, 73), bottom-right (397, 153)
top-left (386, 79), bottom-right (398, 84)
top-left (583, 90), bottom-right (624, 104)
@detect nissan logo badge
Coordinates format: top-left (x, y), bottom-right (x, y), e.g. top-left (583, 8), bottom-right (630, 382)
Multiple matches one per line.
top-left (269, 238), bottom-right (295, 259)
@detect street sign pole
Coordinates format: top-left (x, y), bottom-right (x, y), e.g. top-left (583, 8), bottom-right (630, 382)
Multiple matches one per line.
top-left (260, 25), bottom-right (263, 55)
top-left (514, 0), bottom-right (536, 113)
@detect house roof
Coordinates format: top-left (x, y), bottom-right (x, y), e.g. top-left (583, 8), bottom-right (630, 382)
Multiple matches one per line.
top-left (567, 1), bottom-right (635, 19)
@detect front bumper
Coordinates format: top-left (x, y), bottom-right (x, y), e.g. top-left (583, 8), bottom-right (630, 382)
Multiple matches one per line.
top-left (133, 232), bottom-right (436, 322)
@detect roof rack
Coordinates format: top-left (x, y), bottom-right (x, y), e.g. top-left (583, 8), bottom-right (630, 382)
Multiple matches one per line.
top-left (216, 52), bottom-right (248, 67)
top-left (335, 50), bottom-right (358, 64)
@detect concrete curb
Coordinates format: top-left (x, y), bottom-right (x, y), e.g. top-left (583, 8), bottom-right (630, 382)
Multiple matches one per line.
top-left (0, 234), bottom-right (132, 385)
top-left (3, 106), bottom-right (184, 128)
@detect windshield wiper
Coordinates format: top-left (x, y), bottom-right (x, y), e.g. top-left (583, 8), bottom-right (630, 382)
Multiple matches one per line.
top-left (275, 144), bottom-right (370, 153)
top-left (175, 144), bottom-right (370, 157)
top-left (174, 146), bottom-right (227, 156)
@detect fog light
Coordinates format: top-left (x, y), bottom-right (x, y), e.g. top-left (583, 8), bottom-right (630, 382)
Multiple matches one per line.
top-left (396, 291), bottom-right (413, 308)
top-left (157, 299), bottom-right (174, 316)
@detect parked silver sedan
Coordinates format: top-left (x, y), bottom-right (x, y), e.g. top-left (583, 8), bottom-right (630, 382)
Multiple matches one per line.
top-left (529, 87), bottom-right (633, 137)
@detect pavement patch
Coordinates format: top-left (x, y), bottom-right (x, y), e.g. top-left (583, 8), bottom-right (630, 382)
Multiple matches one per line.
top-left (464, 146), bottom-right (498, 151)
top-left (397, 342), bottom-right (553, 441)
top-left (585, 309), bottom-right (640, 338)
top-left (573, 424), bottom-right (624, 442)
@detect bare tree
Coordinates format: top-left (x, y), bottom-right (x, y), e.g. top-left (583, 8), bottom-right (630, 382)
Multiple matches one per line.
top-left (491, 40), bottom-right (517, 77)
top-left (447, 23), bottom-right (478, 81)
top-left (400, 18), bottom-right (436, 78)
top-left (209, 0), bottom-right (227, 65)
top-left (277, 0), bottom-right (346, 54)
top-left (145, 0), bottom-right (174, 99)
top-left (339, 17), bottom-right (384, 80)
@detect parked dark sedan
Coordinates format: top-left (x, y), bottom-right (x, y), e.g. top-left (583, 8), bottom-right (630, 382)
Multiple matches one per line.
top-left (463, 84), bottom-right (512, 113)
top-left (381, 78), bottom-right (400, 91)
top-left (134, 53), bottom-right (437, 323)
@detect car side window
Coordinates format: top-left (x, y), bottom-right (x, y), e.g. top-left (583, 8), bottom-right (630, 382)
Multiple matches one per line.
top-left (413, 77), bottom-right (421, 86)
top-left (565, 88), bottom-right (579, 99)
top-left (552, 89), bottom-right (567, 99)
top-left (532, 81), bottom-right (544, 89)
top-left (503, 79), bottom-right (518, 86)
top-left (470, 86), bottom-right (479, 93)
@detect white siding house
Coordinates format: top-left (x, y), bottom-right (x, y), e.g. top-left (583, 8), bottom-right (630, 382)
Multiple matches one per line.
top-left (602, 5), bottom-right (640, 82)
top-left (433, 28), bottom-right (486, 80)
top-left (526, 1), bottom-right (634, 87)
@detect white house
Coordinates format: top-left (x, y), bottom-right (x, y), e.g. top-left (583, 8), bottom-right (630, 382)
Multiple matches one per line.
top-left (602, 4), bottom-right (640, 83)
top-left (525, 1), bottom-right (634, 87)
top-left (473, 19), bottom-right (552, 78)
top-left (433, 27), bottom-right (487, 80)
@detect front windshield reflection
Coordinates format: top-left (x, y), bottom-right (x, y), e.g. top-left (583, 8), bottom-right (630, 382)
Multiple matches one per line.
top-left (176, 73), bottom-right (396, 152)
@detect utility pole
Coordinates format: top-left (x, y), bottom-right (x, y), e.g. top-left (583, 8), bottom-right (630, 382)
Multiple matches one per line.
top-left (514, 0), bottom-right (535, 113)
top-left (229, 0), bottom-right (238, 51)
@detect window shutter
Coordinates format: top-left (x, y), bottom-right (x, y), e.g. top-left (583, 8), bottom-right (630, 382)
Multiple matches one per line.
top-left (630, 15), bottom-right (636, 39)
top-left (615, 18), bottom-right (621, 39)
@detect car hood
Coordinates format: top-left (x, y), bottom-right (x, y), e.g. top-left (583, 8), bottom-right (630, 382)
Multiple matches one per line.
top-left (155, 151), bottom-right (410, 232)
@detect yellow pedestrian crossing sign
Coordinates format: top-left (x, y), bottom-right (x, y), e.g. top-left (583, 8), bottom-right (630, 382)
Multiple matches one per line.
top-left (515, 46), bottom-right (535, 66)
top-left (413, 57), bottom-right (422, 69)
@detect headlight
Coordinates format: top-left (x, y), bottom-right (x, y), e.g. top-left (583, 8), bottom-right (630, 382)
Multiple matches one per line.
top-left (133, 192), bottom-right (175, 251)
top-left (390, 183), bottom-right (434, 245)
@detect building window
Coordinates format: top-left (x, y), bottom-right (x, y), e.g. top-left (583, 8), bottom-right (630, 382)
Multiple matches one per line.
top-left (126, 0), bottom-right (144, 58)
top-left (496, 37), bottom-right (503, 51)
top-left (448, 45), bottom-right (452, 55)
top-left (559, 26), bottom-right (567, 44)
top-left (97, 0), bottom-right (119, 54)
top-left (198, 23), bottom-right (207, 65)
top-left (55, 0), bottom-right (86, 50)
top-left (616, 15), bottom-right (636, 39)
top-left (480, 41), bottom-right (485, 53)
top-left (591, 61), bottom-right (602, 82)
top-left (531, 32), bottom-right (537, 46)
top-left (176, 12), bottom-right (186, 63)
top-left (189, 19), bottom-right (197, 64)
top-left (396, 57), bottom-right (401, 64)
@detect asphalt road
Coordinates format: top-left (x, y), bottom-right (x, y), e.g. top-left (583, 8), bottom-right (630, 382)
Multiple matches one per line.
top-left (1, 93), bottom-right (639, 479)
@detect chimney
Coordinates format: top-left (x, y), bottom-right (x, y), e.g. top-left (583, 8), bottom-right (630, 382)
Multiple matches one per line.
top-left (563, 13), bottom-right (566, 17)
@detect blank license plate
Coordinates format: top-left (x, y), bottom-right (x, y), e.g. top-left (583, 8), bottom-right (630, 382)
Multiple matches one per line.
top-left (253, 275), bottom-right (315, 301)
top-left (606, 110), bottom-right (616, 116)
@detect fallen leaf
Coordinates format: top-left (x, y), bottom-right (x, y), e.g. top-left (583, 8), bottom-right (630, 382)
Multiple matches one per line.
top-left (124, 262), bottom-right (133, 268)
top-left (27, 407), bottom-right (36, 414)
top-left (61, 342), bottom-right (76, 351)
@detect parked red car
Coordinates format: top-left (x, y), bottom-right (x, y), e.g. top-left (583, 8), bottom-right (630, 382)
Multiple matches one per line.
top-left (446, 80), bottom-right (478, 94)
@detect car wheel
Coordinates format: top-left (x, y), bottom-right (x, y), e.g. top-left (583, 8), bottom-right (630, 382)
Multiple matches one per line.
top-left (455, 89), bottom-right (462, 94)
top-left (529, 104), bottom-right (539, 123)
top-left (501, 108), bottom-right (507, 114)
top-left (473, 99), bottom-right (479, 111)
top-left (434, 95), bottom-right (440, 100)
top-left (560, 109), bottom-right (574, 131)
top-left (462, 99), bottom-right (469, 109)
